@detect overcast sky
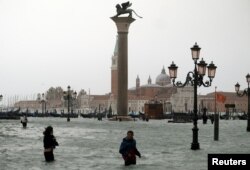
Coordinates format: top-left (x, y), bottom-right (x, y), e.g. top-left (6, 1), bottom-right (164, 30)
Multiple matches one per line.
top-left (0, 0), bottom-right (250, 100)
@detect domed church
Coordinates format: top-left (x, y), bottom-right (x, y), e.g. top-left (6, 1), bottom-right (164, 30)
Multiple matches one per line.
top-left (155, 67), bottom-right (171, 86)
top-left (127, 67), bottom-right (174, 98)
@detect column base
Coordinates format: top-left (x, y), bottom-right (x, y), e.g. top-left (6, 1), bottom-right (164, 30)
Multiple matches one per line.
top-left (191, 127), bottom-right (200, 150)
top-left (191, 143), bottom-right (200, 150)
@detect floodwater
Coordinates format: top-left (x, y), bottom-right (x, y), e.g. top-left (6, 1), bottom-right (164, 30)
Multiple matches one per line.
top-left (0, 118), bottom-right (250, 170)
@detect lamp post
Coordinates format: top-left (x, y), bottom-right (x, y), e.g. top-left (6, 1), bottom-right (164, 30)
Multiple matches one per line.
top-left (41, 93), bottom-right (47, 115)
top-left (38, 93), bottom-right (46, 115)
top-left (63, 85), bottom-right (77, 122)
top-left (235, 73), bottom-right (250, 132)
top-left (168, 42), bottom-right (217, 150)
top-left (0, 95), bottom-right (3, 112)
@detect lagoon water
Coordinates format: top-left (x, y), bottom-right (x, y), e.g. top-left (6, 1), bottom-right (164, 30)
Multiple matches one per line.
top-left (0, 118), bottom-right (250, 170)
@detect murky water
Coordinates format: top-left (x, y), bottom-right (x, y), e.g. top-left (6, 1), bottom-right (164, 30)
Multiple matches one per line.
top-left (0, 118), bottom-right (249, 170)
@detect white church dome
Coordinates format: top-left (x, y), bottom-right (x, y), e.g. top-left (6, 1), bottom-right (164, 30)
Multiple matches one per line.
top-left (155, 67), bottom-right (171, 86)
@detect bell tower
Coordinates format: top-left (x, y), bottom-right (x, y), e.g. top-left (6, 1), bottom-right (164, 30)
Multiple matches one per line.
top-left (136, 75), bottom-right (140, 96)
top-left (111, 36), bottom-right (118, 96)
top-left (136, 75), bottom-right (140, 88)
top-left (148, 75), bottom-right (152, 85)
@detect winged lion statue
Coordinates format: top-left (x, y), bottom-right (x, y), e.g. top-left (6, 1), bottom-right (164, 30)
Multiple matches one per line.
top-left (114, 1), bottom-right (142, 18)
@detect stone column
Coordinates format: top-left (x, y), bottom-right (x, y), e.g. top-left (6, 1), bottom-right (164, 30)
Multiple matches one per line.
top-left (111, 16), bottom-right (135, 116)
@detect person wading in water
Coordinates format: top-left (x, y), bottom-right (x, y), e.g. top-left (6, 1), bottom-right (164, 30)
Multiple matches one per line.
top-left (20, 115), bottom-right (28, 128)
top-left (43, 126), bottom-right (59, 162)
top-left (119, 130), bottom-right (141, 166)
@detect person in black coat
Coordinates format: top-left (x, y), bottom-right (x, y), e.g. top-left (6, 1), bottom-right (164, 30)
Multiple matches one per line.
top-left (210, 114), bottom-right (215, 124)
top-left (20, 115), bottom-right (28, 128)
top-left (43, 126), bottom-right (59, 162)
top-left (119, 130), bottom-right (141, 166)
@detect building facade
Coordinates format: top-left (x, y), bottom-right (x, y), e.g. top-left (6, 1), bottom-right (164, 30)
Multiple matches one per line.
top-left (199, 92), bottom-right (248, 114)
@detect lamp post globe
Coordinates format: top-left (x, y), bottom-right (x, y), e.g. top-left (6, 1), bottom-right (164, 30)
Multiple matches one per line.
top-left (191, 42), bottom-right (201, 61)
top-left (168, 62), bottom-right (178, 79)
top-left (207, 62), bottom-right (217, 79)
top-left (197, 58), bottom-right (207, 76)
top-left (246, 74), bottom-right (250, 83)
top-left (235, 82), bottom-right (240, 92)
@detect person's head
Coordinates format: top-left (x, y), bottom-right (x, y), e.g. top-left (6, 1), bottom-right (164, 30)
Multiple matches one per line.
top-left (126, 130), bottom-right (134, 140)
top-left (43, 126), bottom-right (53, 136)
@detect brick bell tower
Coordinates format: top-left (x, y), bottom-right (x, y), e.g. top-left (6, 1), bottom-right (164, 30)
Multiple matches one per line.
top-left (111, 36), bottom-right (118, 97)
top-left (136, 75), bottom-right (140, 96)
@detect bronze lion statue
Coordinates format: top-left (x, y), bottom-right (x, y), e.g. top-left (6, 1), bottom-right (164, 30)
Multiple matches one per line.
top-left (114, 1), bottom-right (142, 18)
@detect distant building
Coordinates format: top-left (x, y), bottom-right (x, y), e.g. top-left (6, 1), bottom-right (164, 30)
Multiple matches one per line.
top-left (170, 84), bottom-right (193, 113)
top-left (199, 92), bottom-right (248, 113)
top-left (14, 100), bottom-right (40, 112)
top-left (14, 99), bottom-right (64, 113)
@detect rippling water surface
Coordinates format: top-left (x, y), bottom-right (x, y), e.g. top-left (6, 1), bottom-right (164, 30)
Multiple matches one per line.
top-left (0, 118), bottom-right (250, 170)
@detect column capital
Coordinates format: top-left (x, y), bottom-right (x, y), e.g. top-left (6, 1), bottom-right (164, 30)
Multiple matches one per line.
top-left (111, 16), bottom-right (135, 33)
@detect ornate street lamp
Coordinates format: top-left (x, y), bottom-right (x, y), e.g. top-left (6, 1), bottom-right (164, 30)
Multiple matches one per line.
top-left (41, 93), bottom-right (47, 114)
top-left (168, 42), bottom-right (217, 150)
top-left (64, 85), bottom-right (77, 122)
top-left (235, 73), bottom-right (250, 132)
top-left (0, 95), bottom-right (3, 112)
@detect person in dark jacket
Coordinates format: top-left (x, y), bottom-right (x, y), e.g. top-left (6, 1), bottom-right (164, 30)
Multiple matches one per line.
top-left (20, 115), bottom-right (28, 128)
top-left (43, 126), bottom-right (59, 162)
top-left (119, 130), bottom-right (141, 166)
top-left (210, 114), bottom-right (215, 124)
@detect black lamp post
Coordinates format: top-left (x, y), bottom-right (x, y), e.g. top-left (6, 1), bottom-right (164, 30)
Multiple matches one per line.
top-left (64, 85), bottom-right (77, 122)
top-left (0, 95), bottom-right (3, 112)
top-left (168, 42), bottom-right (217, 150)
top-left (41, 93), bottom-right (47, 114)
top-left (235, 73), bottom-right (250, 132)
top-left (38, 93), bottom-right (46, 115)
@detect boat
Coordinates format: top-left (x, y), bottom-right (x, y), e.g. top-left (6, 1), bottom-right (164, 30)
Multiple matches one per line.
top-left (0, 107), bottom-right (21, 119)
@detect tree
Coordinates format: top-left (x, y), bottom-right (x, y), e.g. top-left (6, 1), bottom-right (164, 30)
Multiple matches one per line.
top-left (46, 86), bottom-right (64, 100)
